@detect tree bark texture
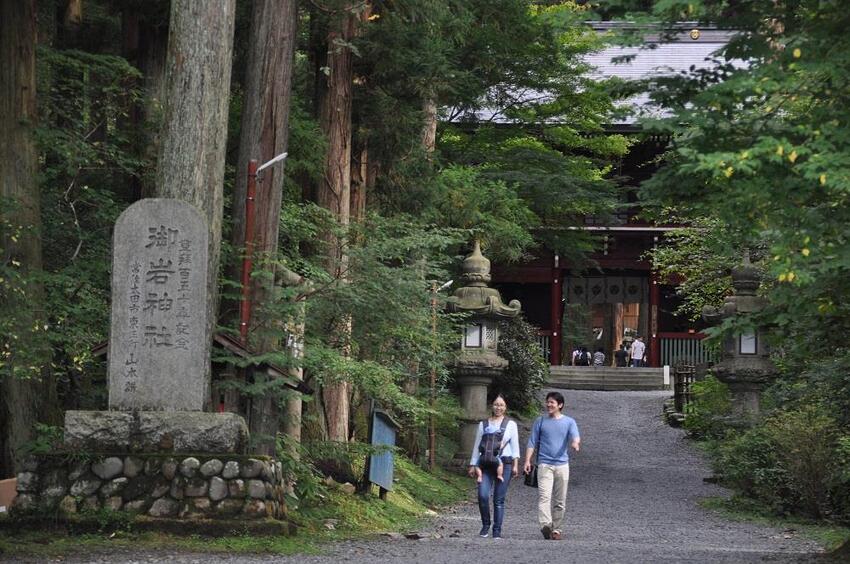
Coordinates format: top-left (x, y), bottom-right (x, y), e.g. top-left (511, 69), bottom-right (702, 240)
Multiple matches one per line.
top-left (421, 98), bottom-right (438, 156)
top-left (227, 0), bottom-right (298, 455)
top-left (63, 0), bottom-right (83, 27)
top-left (122, 5), bottom-right (169, 198)
top-left (314, 8), bottom-right (358, 442)
top-left (155, 0), bottom-right (236, 410)
top-left (0, 0), bottom-right (53, 477)
top-left (350, 145), bottom-right (368, 223)
top-left (232, 0), bottom-right (297, 273)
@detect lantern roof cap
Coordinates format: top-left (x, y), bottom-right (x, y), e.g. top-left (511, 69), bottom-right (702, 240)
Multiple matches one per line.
top-left (731, 250), bottom-right (760, 295)
top-left (446, 241), bottom-right (521, 319)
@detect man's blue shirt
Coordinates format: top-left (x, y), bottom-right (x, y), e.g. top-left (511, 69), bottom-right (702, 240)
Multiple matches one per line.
top-left (527, 415), bottom-right (580, 466)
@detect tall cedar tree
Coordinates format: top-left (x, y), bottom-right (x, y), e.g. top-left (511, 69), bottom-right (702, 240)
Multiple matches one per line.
top-left (231, 0), bottom-right (299, 455)
top-left (307, 2), bottom-right (361, 442)
top-left (0, 0), bottom-right (58, 477)
top-left (154, 0), bottom-right (236, 408)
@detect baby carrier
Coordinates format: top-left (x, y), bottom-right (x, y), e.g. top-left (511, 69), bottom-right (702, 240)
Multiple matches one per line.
top-left (478, 418), bottom-right (509, 470)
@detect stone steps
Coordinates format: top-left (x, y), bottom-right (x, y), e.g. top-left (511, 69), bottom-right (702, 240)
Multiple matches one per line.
top-left (547, 366), bottom-right (670, 391)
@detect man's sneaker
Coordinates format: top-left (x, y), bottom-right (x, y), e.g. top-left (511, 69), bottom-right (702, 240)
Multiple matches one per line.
top-left (551, 530), bottom-right (562, 541)
top-left (541, 525), bottom-right (552, 539)
top-left (479, 525), bottom-right (490, 538)
top-left (492, 534), bottom-right (503, 539)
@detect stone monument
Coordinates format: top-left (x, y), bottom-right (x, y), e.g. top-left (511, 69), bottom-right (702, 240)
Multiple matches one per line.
top-left (702, 252), bottom-right (776, 419)
top-left (108, 198), bottom-right (209, 411)
top-left (446, 242), bottom-right (521, 467)
top-left (12, 199), bottom-right (287, 524)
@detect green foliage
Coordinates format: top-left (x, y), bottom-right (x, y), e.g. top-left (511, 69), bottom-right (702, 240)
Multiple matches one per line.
top-left (714, 407), bottom-right (849, 521)
top-left (640, 0), bottom-right (850, 362)
top-left (276, 435), bottom-right (330, 508)
top-left (20, 424), bottom-right (63, 456)
top-left (688, 352), bottom-right (850, 523)
top-left (2, 43), bottom-right (141, 389)
top-left (422, 166), bottom-right (537, 262)
top-left (650, 218), bottom-right (734, 321)
top-left (495, 316), bottom-right (549, 413)
top-left (683, 375), bottom-right (731, 440)
top-left (633, 2), bottom-right (850, 524)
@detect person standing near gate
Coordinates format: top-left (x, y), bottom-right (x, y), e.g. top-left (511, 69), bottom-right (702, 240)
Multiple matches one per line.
top-left (523, 391), bottom-right (581, 541)
top-left (630, 336), bottom-right (646, 367)
top-left (613, 343), bottom-right (628, 367)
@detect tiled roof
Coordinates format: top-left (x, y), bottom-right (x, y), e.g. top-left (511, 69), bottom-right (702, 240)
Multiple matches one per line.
top-left (453, 24), bottom-right (740, 126)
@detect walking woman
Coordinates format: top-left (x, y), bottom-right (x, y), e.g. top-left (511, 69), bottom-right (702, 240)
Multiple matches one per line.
top-left (468, 395), bottom-right (520, 539)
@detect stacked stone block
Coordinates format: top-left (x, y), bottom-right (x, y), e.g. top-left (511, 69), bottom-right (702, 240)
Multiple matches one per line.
top-left (13, 454), bottom-right (285, 520)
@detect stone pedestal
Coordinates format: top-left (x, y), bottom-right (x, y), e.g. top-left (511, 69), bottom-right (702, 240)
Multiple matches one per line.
top-left (453, 372), bottom-right (495, 467)
top-left (64, 411), bottom-right (249, 454)
top-left (711, 359), bottom-right (772, 420)
top-left (11, 452), bottom-right (286, 520)
top-left (451, 359), bottom-right (507, 469)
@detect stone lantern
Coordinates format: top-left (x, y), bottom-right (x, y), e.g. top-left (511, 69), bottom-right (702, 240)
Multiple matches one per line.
top-left (445, 241), bottom-right (521, 467)
top-left (702, 253), bottom-right (776, 419)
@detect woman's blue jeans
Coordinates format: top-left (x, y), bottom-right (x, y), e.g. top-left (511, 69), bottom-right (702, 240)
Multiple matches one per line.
top-left (477, 461), bottom-right (512, 535)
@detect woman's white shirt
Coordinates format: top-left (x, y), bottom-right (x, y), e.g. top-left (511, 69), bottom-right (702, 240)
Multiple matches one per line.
top-left (468, 419), bottom-right (520, 466)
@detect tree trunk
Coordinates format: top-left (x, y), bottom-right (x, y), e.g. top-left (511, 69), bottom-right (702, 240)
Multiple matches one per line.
top-left (421, 98), bottom-right (438, 156)
top-left (227, 0), bottom-right (298, 456)
top-left (314, 7), bottom-right (358, 442)
top-left (154, 0), bottom-right (236, 411)
top-left (0, 0), bottom-right (53, 478)
top-left (63, 0), bottom-right (82, 27)
top-left (122, 3), bottom-right (169, 199)
top-left (279, 266), bottom-right (307, 459)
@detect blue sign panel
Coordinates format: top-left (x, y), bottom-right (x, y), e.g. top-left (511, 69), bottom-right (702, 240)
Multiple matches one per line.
top-left (368, 410), bottom-right (399, 491)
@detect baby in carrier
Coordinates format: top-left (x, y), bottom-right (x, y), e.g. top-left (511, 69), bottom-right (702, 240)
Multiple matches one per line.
top-left (476, 418), bottom-right (508, 482)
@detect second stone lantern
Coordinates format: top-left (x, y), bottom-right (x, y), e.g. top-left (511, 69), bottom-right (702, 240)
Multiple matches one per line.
top-left (445, 241), bottom-right (521, 468)
top-left (702, 252), bottom-right (776, 420)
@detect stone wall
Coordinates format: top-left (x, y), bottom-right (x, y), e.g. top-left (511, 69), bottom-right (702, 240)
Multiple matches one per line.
top-left (12, 453), bottom-right (284, 520)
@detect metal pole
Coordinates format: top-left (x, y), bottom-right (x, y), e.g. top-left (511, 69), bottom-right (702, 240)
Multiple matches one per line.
top-left (239, 159), bottom-right (258, 346)
top-left (428, 280), bottom-right (437, 471)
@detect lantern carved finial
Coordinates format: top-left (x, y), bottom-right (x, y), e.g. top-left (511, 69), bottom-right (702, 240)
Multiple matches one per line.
top-left (446, 242), bottom-right (521, 318)
top-left (460, 240), bottom-right (491, 286)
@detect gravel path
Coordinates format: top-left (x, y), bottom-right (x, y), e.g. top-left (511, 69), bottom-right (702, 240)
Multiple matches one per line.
top-left (25, 390), bottom-right (827, 563)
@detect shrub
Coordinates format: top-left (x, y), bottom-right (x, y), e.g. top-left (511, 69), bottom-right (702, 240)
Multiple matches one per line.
top-left (713, 425), bottom-right (793, 514)
top-left (496, 316), bottom-right (549, 413)
top-left (684, 375), bottom-right (731, 440)
top-left (714, 406), bottom-right (849, 521)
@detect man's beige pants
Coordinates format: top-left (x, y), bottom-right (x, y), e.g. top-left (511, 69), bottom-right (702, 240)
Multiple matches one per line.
top-left (537, 463), bottom-right (570, 532)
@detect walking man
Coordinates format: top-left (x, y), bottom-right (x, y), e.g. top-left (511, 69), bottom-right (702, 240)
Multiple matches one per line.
top-left (630, 336), bottom-right (646, 367)
top-left (523, 391), bottom-right (581, 541)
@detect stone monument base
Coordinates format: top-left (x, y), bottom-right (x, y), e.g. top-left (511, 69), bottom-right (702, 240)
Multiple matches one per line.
top-left (11, 410), bottom-right (285, 522)
top-left (64, 410), bottom-right (249, 454)
top-left (12, 452), bottom-right (286, 520)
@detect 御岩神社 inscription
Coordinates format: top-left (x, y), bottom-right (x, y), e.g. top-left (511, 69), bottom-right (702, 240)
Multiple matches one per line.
top-left (108, 199), bottom-right (209, 411)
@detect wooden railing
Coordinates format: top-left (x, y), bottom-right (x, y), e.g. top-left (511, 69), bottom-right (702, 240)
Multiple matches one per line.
top-left (660, 332), bottom-right (715, 367)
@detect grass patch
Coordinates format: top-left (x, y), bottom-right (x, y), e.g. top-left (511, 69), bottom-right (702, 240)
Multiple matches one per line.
top-left (0, 454), bottom-right (470, 559)
top-left (699, 495), bottom-right (850, 551)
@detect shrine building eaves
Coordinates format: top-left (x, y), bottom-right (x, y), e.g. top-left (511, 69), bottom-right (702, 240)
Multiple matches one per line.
top-left (452, 22), bottom-right (740, 127)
